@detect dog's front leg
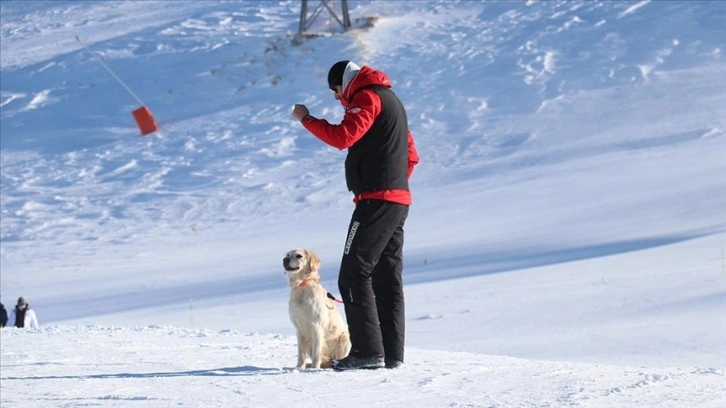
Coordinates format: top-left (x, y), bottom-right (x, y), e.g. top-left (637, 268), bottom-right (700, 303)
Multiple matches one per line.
top-left (310, 327), bottom-right (325, 369)
top-left (296, 332), bottom-right (307, 369)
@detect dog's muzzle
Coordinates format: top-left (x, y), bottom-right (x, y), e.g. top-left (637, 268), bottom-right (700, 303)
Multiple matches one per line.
top-left (283, 257), bottom-right (299, 273)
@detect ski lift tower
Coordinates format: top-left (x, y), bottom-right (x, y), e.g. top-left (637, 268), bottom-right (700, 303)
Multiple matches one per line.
top-left (298, 0), bottom-right (351, 34)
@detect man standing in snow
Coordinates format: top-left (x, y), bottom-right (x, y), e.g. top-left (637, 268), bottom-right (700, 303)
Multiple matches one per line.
top-left (292, 60), bottom-right (418, 370)
top-left (12, 297), bottom-right (40, 329)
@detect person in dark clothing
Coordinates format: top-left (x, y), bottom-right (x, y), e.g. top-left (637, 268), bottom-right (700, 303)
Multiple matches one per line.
top-left (0, 301), bottom-right (8, 327)
top-left (292, 60), bottom-right (419, 370)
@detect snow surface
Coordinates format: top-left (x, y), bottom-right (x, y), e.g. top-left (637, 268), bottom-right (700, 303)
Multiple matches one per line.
top-left (1, 1), bottom-right (725, 407)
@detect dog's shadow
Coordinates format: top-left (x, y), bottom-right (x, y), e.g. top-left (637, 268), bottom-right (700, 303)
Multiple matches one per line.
top-left (3, 366), bottom-right (317, 381)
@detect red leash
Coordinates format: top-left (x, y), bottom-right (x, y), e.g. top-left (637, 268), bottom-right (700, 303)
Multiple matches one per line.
top-left (327, 292), bottom-right (344, 304)
top-left (297, 278), bottom-right (344, 304)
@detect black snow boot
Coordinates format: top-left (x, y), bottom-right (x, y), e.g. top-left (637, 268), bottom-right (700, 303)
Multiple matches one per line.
top-left (332, 355), bottom-right (384, 371)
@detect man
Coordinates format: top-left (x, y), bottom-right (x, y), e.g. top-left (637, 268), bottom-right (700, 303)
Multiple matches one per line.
top-left (12, 297), bottom-right (39, 329)
top-left (292, 60), bottom-right (418, 370)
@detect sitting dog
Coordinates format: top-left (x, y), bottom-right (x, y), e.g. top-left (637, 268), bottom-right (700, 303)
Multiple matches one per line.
top-left (283, 249), bottom-right (351, 369)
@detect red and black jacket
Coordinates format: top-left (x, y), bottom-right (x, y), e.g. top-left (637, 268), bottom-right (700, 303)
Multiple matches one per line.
top-left (302, 66), bottom-right (419, 205)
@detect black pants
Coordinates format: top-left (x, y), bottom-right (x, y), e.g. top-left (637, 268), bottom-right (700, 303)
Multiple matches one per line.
top-left (338, 199), bottom-right (408, 364)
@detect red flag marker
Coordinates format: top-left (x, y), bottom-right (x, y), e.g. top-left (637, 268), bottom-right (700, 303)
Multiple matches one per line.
top-left (132, 106), bottom-right (158, 136)
top-left (76, 35), bottom-right (158, 136)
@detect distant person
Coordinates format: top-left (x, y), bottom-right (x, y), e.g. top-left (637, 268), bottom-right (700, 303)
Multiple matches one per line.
top-left (12, 297), bottom-right (39, 328)
top-left (292, 60), bottom-right (418, 370)
top-left (0, 301), bottom-right (8, 327)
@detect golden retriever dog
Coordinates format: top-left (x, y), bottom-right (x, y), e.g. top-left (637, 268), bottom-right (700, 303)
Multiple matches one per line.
top-left (283, 249), bottom-right (351, 369)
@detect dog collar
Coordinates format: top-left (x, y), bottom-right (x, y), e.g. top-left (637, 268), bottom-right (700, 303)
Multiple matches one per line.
top-left (297, 278), bottom-right (319, 288)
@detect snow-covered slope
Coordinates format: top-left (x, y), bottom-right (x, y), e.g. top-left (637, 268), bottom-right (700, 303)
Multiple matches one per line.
top-left (2, 324), bottom-right (724, 407)
top-left (1, 1), bottom-right (725, 406)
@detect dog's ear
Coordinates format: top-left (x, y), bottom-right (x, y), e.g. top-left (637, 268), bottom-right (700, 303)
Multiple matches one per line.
top-left (306, 250), bottom-right (321, 272)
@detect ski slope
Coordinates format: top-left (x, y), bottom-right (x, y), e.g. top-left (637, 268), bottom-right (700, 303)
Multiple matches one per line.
top-left (1, 1), bottom-right (725, 406)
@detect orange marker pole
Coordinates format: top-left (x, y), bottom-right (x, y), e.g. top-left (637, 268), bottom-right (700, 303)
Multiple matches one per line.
top-left (75, 35), bottom-right (158, 136)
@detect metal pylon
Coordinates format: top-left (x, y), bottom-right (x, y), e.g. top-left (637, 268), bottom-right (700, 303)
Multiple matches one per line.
top-left (298, 0), bottom-right (351, 34)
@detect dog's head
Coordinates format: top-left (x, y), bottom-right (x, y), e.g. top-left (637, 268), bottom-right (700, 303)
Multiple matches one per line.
top-left (283, 249), bottom-right (321, 287)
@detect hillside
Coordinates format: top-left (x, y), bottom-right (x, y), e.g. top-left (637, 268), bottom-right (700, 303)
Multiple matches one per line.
top-left (1, 1), bottom-right (725, 406)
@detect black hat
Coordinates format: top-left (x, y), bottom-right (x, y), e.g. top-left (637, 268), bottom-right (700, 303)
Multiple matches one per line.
top-left (327, 60), bottom-right (350, 90)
